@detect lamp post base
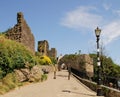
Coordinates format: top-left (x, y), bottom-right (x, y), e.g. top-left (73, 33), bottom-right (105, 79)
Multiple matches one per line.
top-left (97, 85), bottom-right (102, 96)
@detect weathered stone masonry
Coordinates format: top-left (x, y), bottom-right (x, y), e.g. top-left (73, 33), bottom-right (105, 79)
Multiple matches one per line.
top-left (49, 48), bottom-right (57, 58)
top-left (38, 40), bottom-right (49, 56)
top-left (5, 12), bottom-right (57, 57)
top-left (38, 40), bottom-right (57, 58)
top-left (6, 12), bottom-right (35, 53)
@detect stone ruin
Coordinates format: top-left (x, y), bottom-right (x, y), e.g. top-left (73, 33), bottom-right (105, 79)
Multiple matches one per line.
top-left (6, 12), bottom-right (35, 53)
top-left (38, 40), bottom-right (49, 56)
top-left (78, 54), bottom-right (94, 78)
top-left (58, 54), bottom-right (94, 79)
top-left (73, 54), bottom-right (94, 78)
top-left (49, 48), bottom-right (57, 58)
top-left (38, 40), bottom-right (57, 58)
top-left (5, 12), bottom-right (57, 57)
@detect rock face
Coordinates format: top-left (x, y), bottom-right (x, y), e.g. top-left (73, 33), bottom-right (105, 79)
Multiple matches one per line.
top-left (40, 65), bottom-right (54, 73)
top-left (38, 40), bottom-right (57, 58)
top-left (14, 65), bottom-right (43, 82)
top-left (29, 65), bottom-right (43, 82)
top-left (6, 12), bottom-right (35, 53)
top-left (14, 69), bottom-right (27, 82)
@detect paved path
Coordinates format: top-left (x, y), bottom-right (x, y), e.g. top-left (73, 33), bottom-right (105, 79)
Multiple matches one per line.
top-left (0, 70), bottom-right (103, 97)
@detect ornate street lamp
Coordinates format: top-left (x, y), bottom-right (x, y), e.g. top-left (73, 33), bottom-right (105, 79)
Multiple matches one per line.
top-left (95, 27), bottom-right (102, 96)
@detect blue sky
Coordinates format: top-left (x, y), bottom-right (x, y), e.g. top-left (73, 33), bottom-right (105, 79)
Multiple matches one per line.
top-left (1, 0), bottom-right (120, 65)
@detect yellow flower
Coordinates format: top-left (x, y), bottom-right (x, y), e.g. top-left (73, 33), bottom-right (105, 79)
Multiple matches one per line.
top-left (40, 55), bottom-right (52, 65)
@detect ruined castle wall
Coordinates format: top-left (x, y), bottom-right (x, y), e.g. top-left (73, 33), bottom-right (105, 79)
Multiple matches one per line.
top-left (6, 12), bottom-right (35, 53)
top-left (49, 48), bottom-right (57, 58)
top-left (19, 14), bottom-right (35, 53)
top-left (78, 54), bottom-right (94, 77)
top-left (38, 40), bottom-right (49, 56)
top-left (38, 40), bottom-right (57, 58)
top-left (61, 54), bottom-right (94, 78)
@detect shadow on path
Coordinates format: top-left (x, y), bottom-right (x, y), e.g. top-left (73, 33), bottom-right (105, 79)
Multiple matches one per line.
top-left (56, 70), bottom-right (68, 78)
top-left (62, 90), bottom-right (96, 97)
top-left (56, 74), bottom-right (68, 78)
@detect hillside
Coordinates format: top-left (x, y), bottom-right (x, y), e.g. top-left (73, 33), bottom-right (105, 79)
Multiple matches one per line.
top-left (0, 35), bottom-right (51, 94)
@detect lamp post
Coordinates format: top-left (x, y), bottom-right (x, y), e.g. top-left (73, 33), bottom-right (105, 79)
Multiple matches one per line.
top-left (95, 27), bottom-right (102, 96)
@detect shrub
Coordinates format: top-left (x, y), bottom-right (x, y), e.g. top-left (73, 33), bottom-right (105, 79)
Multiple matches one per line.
top-left (2, 73), bottom-right (17, 89)
top-left (41, 74), bottom-right (47, 82)
top-left (50, 57), bottom-right (57, 65)
top-left (0, 72), bottom-right (23, 94)
top-left (0, 68), bottom-right (4, 79)
top-left (0, 35), bottom-right (36, 77)
top-left (39, 55), bottom-right (52, 65)
top-left (0, 85), bottom-right (9, 94)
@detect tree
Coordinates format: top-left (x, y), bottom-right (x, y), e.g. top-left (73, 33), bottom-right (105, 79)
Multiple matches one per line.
top-left (89, 53), bottom-right (120, 85)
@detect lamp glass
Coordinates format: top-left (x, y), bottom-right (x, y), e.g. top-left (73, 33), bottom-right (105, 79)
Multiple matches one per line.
top-left (95, 27), bottom-right (101, 37)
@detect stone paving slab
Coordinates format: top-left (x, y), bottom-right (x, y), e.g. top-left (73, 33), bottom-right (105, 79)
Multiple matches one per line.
top-left (0, 70), bottom-right (104, 97)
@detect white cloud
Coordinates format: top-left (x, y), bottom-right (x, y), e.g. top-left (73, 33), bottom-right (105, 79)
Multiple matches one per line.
top-left (102, 21), bottom-right (120, 45)
top-left (60, 6), bottom-right (102, 30)
top-left (61, 6), bottom-right (120, 46)
top-left (103, 3), bottom-right (111, 10)
top-left (114, 9), bottom-right (120, 17)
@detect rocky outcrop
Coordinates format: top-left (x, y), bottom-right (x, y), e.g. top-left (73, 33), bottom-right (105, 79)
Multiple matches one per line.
top-left (29, 65), bottom-right (43, 82)
top-left (40, 65), bottom-right (54, 73)
top-left (14, 69), bottom-right (27, 82)
top-left (14, 65), bottom-right (43, 82)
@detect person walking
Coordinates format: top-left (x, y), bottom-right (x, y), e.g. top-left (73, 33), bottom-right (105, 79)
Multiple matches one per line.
top-left (53, 65), bottom-right (57, 79)
top-left (68, 66), bottom-right (71, 80)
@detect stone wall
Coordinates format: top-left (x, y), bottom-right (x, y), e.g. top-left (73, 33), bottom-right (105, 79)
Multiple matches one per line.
top-left (49, 48), bottom-right (57, 58)
top-left (38, 40), bottom-right (57, 58)
top-left (5, 12), bottom-right (57, 56)
top-left (58, 54), bottom-right (93, 78)
top-left (6, 12), bottom-right (35, 53)
top-left (81, 54), bottom-right (94, 78)
top-left (73, 73), bottom-right (120, 97)
top-left (71, 54), bottom-right (94, 78)
top-left (38, 40), bottom-right (49, 56)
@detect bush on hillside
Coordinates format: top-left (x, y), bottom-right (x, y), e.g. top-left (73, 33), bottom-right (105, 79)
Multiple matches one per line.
top-left (50, 57), bottom-right (57, 65)
top-left (0, 36), bottom-right (36, 78)
top-left (2, 73), bottom-right (17, 89)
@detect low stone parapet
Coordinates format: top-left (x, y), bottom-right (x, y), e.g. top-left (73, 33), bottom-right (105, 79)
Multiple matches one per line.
top-left (72, 73), bottom-right (120, 97)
